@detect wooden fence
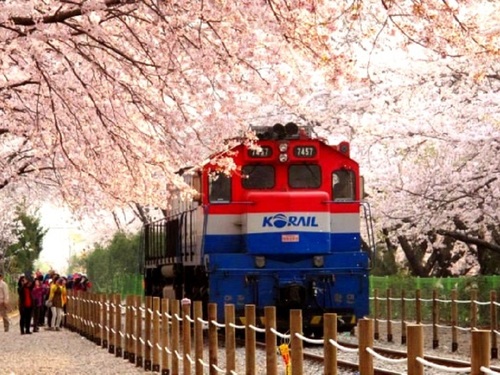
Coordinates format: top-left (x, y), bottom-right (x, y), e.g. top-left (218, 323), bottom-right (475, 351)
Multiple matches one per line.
top-left (370, 288), bottom-right (499, 356)
top-left (66, 291), bottom-right (497, 375)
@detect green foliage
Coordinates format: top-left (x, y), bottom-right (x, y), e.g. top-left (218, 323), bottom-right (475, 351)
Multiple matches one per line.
top-left (370, 245), bottom-right (400, 276)
top-left (81, 231), bottom-right (143, 295)
top-left (4, 205), bottom-right (47, 276)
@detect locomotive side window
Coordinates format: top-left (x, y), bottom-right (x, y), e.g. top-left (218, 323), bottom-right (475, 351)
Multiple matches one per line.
top-left (241, 165), bottom-right (275, 189)
top-left (209, 173), bottom-right (231, 202)
top-left (333, 169), bottom-right (356, 200)
top-left (289, 165), bottom-right (321, 188)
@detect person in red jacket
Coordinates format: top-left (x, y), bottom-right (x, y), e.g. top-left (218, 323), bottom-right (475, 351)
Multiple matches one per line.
top-left (17, 275), bottom-right (33, 335)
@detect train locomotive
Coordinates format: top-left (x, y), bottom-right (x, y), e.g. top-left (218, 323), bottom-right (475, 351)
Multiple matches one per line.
top-left (142, 122), bottom-right (374, 334)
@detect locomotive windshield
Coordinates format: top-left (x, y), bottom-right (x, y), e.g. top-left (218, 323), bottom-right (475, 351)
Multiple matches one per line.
top-left (289, 165), bottom-right (321, 188)
top-left (209, 173), bottom-right (231, 202)
top-left (333, 169), bottom-right (356, 200)
top-left (241, 165), bottom-right (275, 189)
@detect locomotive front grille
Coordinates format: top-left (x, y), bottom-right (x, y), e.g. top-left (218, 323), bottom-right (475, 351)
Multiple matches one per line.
top-left (278, 284), bottom-right (306, 309)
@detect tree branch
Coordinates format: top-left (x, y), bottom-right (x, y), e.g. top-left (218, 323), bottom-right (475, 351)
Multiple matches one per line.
top-left (436, 229), bottom-right (500, 254)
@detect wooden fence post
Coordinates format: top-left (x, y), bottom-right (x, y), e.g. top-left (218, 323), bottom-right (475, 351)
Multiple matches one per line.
top-left (144, 296), bottom-right (152, 371)
top-left (290, 309), bottom-right (303, 375)
top-left (471, 330), bottom-right (490, 375)
top-left (245, 304), bottom-right (256, 375)
top-left (124, 295), bottom-right (132, 360)
top-left (491, 290), bottom-right (498, 359)
top-left (136, 295), bottom-right (144, 368)
top-left (152, 297), bottom-right (161, 373)
top-left (451, 289), bottom-right (458, 352)
top-left (432, 289), bottom-right (439, 349)
top-left (93, 293), bottom-right (100, 345)
top-left (171, 299), bottom-right (180, 375)
top-left (66, 291), bottom-right (73, 330)
top-left (129, 295), bottom-right (138, 364)
top-left (194, 301), bottom-right (204, 375)
top-left (265, 306), bottom-right (277, 375)
top-left (161, 298), bottom-right (171, 375)
top-left (182, 298), bottom-right (192, 375)
top-left (225, 304), bottom-right (236, 374)
top-left (471, 289), bottom-right (478, 329)
top-left (324, 313), bottom-right (337, 375)
top-left (101, 294), bottom-right (108, 349)
top-left (115, 294), bottom-right (122, 357)
top-left (358, 318), bottom-right (374, 375)
top-left (109, 293), bottom-right (116, 354)
top-left (401, 289), bottom-right (406, 345)
top-left (95, 294), bottom-right (104, 347)
top-left (208, 303), bottom-right (218, 375)
top-left (88, 293), bottom-right (95, 343)
top-left (407, 324), bottom-right (424, 375)
top-left (373, 289), bottom-right (379, 340)
top-left (415, 289), bottom-right (421, 324)
top-left (386, 288), bottom-right (393, 342)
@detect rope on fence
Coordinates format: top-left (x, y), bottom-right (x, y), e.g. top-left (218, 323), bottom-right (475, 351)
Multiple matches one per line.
top-left (229, 322), bottom-right (245, 330)
top-left (328, 338), bottom-right (359, 353)
top-left (372, 295), bottom-right (483, 305)
top-left (185, 315), bottom-right (195, 323)
top-left (270, 327), bottom-right (290, 340)
top-left (211, 320), bottom-right (225, 328)
top-left (294, 332), bottom-right (323, 345)
top-left (365, 347), bottom-right (407, 364)
top-left (248, 324), bottom-right (266, 333)
top-left (174, 350), bottom-right (183, 360)
top-left (416, 356), bottom-right (471, 373)
top-left (197, 317), bottom-right (209, 327)
top-left (481, 366), bottom-right (500, 375)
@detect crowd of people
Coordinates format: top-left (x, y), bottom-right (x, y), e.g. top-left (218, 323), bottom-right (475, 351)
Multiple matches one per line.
top-left (0, 270), bottom-right (91, 335)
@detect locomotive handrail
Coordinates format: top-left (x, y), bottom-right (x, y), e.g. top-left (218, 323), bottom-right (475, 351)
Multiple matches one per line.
top-left (205, 200), bottom-right (255, 206)
top-left (361, 201), bottom-right (376, 262)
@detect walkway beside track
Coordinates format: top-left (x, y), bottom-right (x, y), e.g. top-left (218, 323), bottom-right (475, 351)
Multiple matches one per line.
top-left (0, 314), bottom-right (144, 375)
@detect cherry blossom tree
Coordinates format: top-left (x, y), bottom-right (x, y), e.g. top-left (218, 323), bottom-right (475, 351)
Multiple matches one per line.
top-left (1, 0), bottom-right (499, 274)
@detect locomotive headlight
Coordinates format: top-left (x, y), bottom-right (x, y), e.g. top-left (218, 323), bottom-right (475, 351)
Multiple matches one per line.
top-left (255, 256), bottom-right (266, 268)
top-left (279, 154), bottom-right (288, 163)
top-left (313, 256), bottom-right (324, 268)
top-left (279, 142), bottom-right (288, 152)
